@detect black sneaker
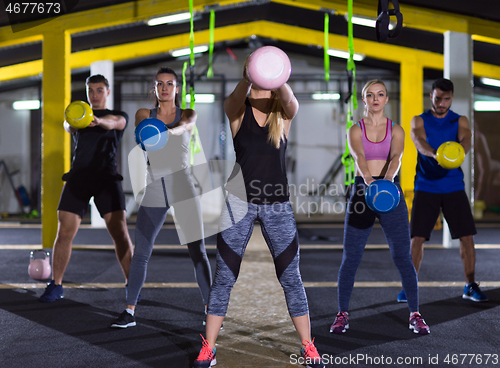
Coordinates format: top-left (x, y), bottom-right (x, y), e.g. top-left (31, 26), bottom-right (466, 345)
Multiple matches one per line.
top-left (40, 280), bottom-right (64, 302)
top-left (110, 310), bottom-right (136, 328)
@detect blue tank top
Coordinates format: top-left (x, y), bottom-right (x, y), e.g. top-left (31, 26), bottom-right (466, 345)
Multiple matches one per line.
top-left (414, 109), bottom-right (465, 193)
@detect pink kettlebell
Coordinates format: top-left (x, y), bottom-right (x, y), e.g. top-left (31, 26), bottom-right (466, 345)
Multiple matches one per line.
top-left (28, 250), bottom-right (52, 280)
top-left (246, 46), bottom-right (292, 90)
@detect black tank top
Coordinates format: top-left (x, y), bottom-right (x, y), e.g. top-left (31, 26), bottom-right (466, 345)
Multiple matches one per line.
top-left (226, 99), bottom-right (289, 204)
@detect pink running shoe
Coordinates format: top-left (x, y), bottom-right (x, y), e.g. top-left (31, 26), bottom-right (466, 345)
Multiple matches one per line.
top-left (330, 311), bottom-right (349, 334)
top-left (409, 312), bottom-right (430, 334)
top-left (301, 338), bottom-right (325, 368)
top-left (193, 335), bottom-right (216, 367)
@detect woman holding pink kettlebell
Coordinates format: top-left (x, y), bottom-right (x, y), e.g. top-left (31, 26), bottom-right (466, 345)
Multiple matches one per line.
top-left (193, 46), bottom-right (325, 368)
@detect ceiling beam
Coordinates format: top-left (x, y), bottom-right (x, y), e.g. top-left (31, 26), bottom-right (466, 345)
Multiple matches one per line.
top-left (2, 21), bottom-right (500, 83)
top-left (272, 0), bottom-right (500, 39)
top-left (0, 0), bottom-right (239, 46)
top-left (0, 0), bottom-right (499, 83)
top-left (1, 0), bottom-right (500, 51)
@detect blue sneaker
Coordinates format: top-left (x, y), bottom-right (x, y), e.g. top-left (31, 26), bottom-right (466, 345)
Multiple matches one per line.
top-left (125, 284), bottom-right (142, 303)
top-left (40, 280), bottom-right (63, 302)
top-left (397, 290), bottom-right (407, 303)
top-left (462, 282), bottom-right (488, 302)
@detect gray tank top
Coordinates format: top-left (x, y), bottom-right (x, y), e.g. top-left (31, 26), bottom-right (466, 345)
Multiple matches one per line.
top-left (145, 106), bottom-right (191, 181)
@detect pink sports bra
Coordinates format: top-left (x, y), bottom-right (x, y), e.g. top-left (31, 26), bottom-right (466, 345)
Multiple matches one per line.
top-left (357, 118), bottom-right (393, 161)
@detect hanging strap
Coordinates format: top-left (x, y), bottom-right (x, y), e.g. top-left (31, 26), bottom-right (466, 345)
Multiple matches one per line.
top-left (188, 0), bottom-right (195, 110)
top-left (324, 13), bottom-right (330, 82)
top-left (342, 0), bottom-right (357, 186)
top-left (182, 0), bottom-right (201, 164)
top-left (376, 0), bottom-right (403, 43)
top-left (207, 9), bottom-right (215, 78)
top-left (181, 61), bottom-right (188, 109)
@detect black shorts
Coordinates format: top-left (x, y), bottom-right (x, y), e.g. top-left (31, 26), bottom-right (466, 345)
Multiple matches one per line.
top-left (410, 190), bottom-right (477, 240)
top-left (57, 176), bottom-right (126, 218)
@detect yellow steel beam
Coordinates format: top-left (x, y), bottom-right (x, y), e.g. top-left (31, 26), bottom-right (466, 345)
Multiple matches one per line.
top-left (5, 21), bottom-right (500, 83)
top-left (68, 22), bottom-right (277, 69)
top-left (0, 60), bottom-right (42, 80)
top-left (69, 32), bottom-right (196, 70)
top-left (253, 21), bottom-right (444, 67)
top-left (0, 0), bottom-right (499, 51)
top-left (473, 35), bottom-right (500, 47)
top-left (0, 34), bottom-right (42, 48)
top-left (0, 0), bottom-right (247, 46)
top-left (400, 58), bottom-right (424, 205)
top-left (271, 0), bottom-right (500, 39)
top-left (41, 29), bottom-right (71, 248)
top-left (474, 61), bottom-right (500, 78)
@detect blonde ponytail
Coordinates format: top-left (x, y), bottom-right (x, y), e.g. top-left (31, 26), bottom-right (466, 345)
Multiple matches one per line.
top-left (265, 91), bottom-right (285, 148)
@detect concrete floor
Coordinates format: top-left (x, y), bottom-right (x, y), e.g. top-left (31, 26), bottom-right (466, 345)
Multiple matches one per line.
top-left (1, 218), bottom-right (499, 367)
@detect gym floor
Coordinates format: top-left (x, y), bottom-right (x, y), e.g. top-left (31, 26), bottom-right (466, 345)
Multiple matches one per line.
top-left (1, 215), bottom-right (499, 368)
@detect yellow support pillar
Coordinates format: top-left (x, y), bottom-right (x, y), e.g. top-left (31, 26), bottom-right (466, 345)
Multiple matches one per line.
top-left (41, 29), bottom-right (71, 248)
top-left (400, 58), bottom-right (424, 212)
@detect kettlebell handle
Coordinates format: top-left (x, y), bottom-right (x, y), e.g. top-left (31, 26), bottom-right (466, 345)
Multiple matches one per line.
top-left (30, 250), bottom-right (50, 259)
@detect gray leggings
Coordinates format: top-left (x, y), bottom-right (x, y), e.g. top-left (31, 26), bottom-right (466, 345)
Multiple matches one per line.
top-left (126, 178), bottom-right (212, 306)
top-left (207, 194), bottom-right (309, 318)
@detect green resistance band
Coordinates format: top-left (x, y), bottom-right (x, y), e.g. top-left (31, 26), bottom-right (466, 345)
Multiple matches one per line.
top-left (346, 0), bottom-right (358, 110)
top-left (324, 13), bottom-right (330, 81)
top-left (181, 0), bottom-right (201, 164)
top-left (207, 9), bottom-right (215, 78)
top-left (189, 0), bottom-right (195, 110)
top-left (181, 61), bottom-right (202, 163)
top-left (181, 61), bottom-right (188, 109)
top-left (342, 0), bottom-right (357, 186)
top-left (341, 107), bottom-right (356, 186)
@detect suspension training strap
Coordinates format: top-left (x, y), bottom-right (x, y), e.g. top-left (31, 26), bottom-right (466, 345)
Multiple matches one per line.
top-left (207, 9), bottom-right (215, 78)
top-left (185, 0), bottom-right (201, 164)
top-left (376, 0), bottom-right (403, 43)
top-left (324, 13), bottom-right (330, 82)
top-left (342, 0), bottom-right (357, 186)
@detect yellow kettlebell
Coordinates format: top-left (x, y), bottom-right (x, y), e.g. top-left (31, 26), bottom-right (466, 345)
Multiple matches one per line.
top-left (65, 101), bottom-right (93, 129)
top-left (436, 141), bottom-right (465, 169)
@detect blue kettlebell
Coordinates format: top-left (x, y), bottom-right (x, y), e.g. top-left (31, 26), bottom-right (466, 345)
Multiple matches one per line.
top-left (365, 179), bottom-right (400, 214)
top-left (135, 118), bottom-right (168, 152)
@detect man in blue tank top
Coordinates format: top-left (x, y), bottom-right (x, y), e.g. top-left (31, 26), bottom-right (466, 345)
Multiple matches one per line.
top-left (397, 78), bottom-right (488, 303)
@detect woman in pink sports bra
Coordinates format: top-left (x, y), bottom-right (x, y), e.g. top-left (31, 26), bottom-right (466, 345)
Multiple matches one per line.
top-left (350, 80), bottom-right (403, 185)
top-left (329, 80), bottom-right (430, 336)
